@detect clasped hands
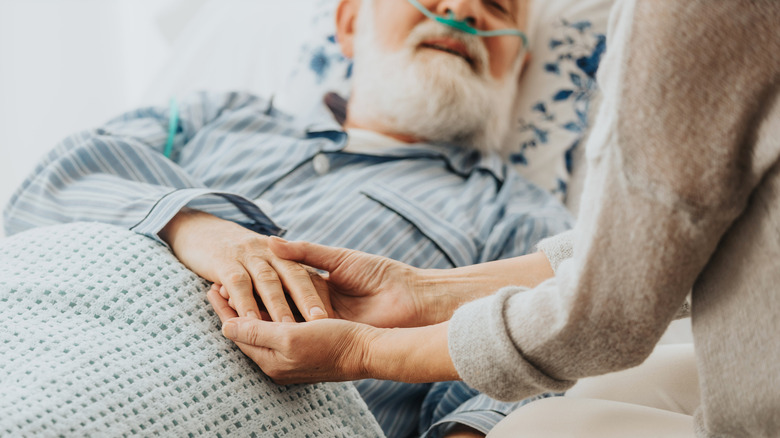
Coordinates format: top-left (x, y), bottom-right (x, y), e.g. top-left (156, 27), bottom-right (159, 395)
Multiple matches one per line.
top-left (160, 210), bottom-right (461, 385)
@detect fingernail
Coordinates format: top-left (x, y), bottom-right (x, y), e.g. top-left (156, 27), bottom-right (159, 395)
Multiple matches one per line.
top-left (246, 311), bottom-right (258, 319)
top-left (310, 306), bottom-right (326, 317)
top-left (222, 322), bottom-right (237, 339)
top-left (282, 316), bottom-right (294, 323)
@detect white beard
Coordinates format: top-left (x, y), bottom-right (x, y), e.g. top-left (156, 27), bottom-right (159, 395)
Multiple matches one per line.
top-left (348, 0), bottom-right (524, 155)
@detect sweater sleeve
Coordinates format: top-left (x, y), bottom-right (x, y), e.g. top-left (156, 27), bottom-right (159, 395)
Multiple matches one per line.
top-left (535, 230), bottom-right (574, 274)
top-left (448, 0), bottom-right (779, 402)
top-left (536, 231), bottom-right (692, 319)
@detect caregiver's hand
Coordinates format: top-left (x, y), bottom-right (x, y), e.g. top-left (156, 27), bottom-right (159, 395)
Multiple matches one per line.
top-left (268, 237), bottom-right (452, 328)
top-left (159, 208), bottom-right (332, 322)
top-left (270, 238), bottom-right (558, 328)
top-left (208, 287), bottom-right (459, 385)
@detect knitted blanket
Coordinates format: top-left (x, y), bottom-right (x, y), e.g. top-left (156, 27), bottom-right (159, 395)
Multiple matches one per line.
top-left (0, 222), bottom-right (384, 437)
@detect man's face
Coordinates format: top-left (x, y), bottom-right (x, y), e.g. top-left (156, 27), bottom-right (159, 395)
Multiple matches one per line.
top-left (370, 0), bottom-right (527, 81)
top-left (344, 0), bottom-right (529, 154)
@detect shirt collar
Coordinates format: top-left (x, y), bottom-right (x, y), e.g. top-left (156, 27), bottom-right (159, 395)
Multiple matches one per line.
top-left (296, 102), bottom-right (509, 184)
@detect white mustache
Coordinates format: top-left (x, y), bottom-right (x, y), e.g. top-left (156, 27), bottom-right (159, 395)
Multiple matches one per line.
top-left (403, 20), bottom-right (490, 76)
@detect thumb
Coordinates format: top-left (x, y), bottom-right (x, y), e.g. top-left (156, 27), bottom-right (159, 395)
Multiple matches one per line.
top-left (268, 236), bottom-right (354, 273)
top-left (222, 317), bottom-right (280, 348)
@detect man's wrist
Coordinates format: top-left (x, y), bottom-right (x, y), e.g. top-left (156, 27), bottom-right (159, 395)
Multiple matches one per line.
top-left (158, 207), bottom-right (200, 246)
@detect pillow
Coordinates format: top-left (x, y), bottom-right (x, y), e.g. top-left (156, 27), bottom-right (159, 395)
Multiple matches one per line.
top-left (273, 0), bottom-right (614, 200)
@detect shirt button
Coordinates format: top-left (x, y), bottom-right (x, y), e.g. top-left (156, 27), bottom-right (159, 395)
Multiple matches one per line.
top-left (254, 198), bottom-right (274, 214)
top-left (313, 153), bottom-right (330, 175)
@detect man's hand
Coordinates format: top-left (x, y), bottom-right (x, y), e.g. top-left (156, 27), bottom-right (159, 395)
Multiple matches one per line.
top-left (268, 237), bottom-right (450, 328)
top-left (159, 209), bottom-right (331, 322)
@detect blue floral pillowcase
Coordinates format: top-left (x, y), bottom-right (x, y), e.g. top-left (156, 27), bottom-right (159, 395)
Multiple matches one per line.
top-left (274, 0), bottom-right (613, 202)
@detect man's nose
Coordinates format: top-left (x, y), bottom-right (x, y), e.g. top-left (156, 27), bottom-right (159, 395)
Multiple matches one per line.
top-left (434, 0), bottom-right (481, 28)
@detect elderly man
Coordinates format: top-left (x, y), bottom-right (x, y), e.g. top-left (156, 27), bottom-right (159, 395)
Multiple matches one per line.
top-left (4, 0), bottom-right (571, 436)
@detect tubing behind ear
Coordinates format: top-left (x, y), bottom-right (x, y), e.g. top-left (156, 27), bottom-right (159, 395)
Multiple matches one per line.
top-left (406, 0), bottom-right (528, 47)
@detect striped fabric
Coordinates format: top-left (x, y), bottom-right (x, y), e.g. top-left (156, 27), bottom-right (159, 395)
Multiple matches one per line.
top-left (420, 382), bottom-right (561, 437)
top-left (3, 91), bottom-right (572, 437)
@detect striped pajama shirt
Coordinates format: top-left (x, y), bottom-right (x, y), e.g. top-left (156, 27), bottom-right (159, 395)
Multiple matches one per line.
top-left (4, 91), bottom-right (572, 438)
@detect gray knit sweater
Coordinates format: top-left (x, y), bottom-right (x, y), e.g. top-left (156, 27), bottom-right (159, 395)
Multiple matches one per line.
top-left (448, 1), bottom-right (780, 437)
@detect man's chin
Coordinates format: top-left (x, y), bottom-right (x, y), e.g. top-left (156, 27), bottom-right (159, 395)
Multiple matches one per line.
top-left (415, 47), bottom-right (480, 75)
top-left (412, 50), bottom-right (481, 80)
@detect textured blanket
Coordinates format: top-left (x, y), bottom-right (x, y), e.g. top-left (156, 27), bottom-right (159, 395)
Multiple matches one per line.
top-left (0, 222), bottom-right (384, 437)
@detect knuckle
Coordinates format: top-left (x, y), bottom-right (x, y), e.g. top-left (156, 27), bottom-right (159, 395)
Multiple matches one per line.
top-left (264, 303), bottom-right (289, 319)
top-left (289, 280), bottom-right (318, 296)
top-left (338, 248), bottom-right (358, 264)
top-left (288, 269), bottom-right (312, 284)
top-left (224, 270), bottom-right (250, 286)
top-left (334, 251), bottom-right (362, 273)
top-left (246, 324), bottom-right (262, 345)
top-left (237, 234), bottom-right (263, 249)
top-left (277, 332), bottom-right (295, 352)
top-left (300, 295), bottom-right (324, 309)
top-left (304, 266), bottom-right (322, 278)
top-left (253, 265), bottom-right (280, 284)
top-left (261, 290), bottom-right (287, 305)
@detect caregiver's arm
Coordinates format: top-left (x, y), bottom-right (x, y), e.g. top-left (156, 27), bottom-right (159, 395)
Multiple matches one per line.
top-left (268, 236), bottom-right (558, 328)
top-left (449, 0), bottom-right (778, 402)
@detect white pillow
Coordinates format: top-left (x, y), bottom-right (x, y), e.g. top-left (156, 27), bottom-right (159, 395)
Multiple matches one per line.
top-left (274, 0), bottom-right (614, 200)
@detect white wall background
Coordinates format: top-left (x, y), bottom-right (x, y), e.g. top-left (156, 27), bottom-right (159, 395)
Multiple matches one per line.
top-left (0, 0), bottom-right (312, 237)
top-left (0, 1), bottom-right (179, 231)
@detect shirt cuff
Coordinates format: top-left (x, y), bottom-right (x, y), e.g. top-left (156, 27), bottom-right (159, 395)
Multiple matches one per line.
top-left (130, 188), bottom-right (284, 245)
top-left (424, 409), bottom-right (507, 438)
top-left (535, 230), bottom-right (575, 274)
top-left (421, 392), bottom-right (559, 438)
top-left (448, 287), bottom-right (576, 402)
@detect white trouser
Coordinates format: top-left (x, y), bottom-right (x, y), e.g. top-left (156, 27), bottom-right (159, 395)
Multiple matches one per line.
top-left (487, 344), bottom-right (697, 438)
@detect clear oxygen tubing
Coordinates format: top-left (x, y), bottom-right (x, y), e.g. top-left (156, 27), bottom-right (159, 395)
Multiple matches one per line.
top-left (406, 0), bottom-right (528, 47)
top-left (164, 97), bottom-right (179, 159)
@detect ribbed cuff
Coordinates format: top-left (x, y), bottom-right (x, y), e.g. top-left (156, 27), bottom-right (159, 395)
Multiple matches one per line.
top-left (448, 287), bottom-right (575, 402)
top-left (535, 230), bottom-right (575, 274)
